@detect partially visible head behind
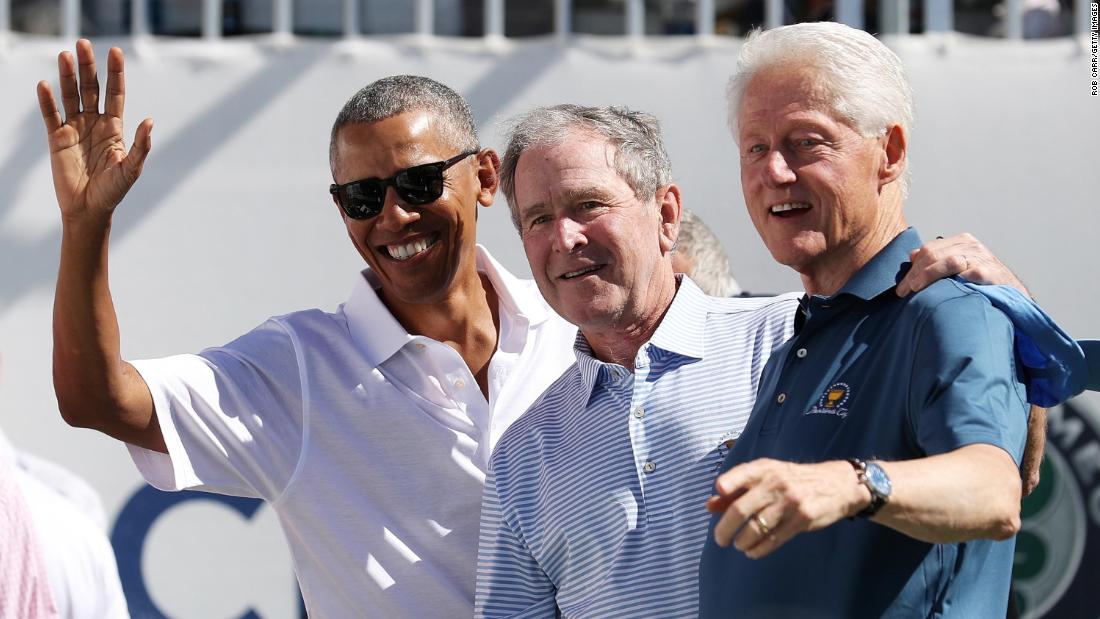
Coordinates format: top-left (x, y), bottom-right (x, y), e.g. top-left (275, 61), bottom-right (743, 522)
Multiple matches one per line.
top-left (727, 22), bottom-right (913, 195)
top-left (329, 75), bottom-right (480, 171)
top-left (500, 104), bottom-right (673, 228)
top-left (673, 209), bottom-right (742, 297)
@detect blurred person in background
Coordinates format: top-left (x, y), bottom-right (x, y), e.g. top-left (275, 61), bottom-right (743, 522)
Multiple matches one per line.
top-left (0, 428), bottom-right (128, 619)
top-left (671, 208), bottom-right (743, 297)
top-left (0, 356), bottom-right (57, 619)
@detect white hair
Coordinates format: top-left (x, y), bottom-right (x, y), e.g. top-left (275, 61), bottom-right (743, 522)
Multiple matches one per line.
top-left (676, 209), bottom-right (742, 297)
top-left (727, 22), bottom-right (914, 195)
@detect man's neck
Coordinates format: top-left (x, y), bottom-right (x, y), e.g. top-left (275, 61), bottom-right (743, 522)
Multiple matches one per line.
top-left (801, 219), bottom-right (907, 298)
top-left (383, 266), bottom-right (501, 399)
top-left (582, 275), bottom-right (679, 369)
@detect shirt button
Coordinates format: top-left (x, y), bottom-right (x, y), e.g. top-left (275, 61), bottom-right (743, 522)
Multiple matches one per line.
top-left (777, 393), bottom-right (787, 404)
top-left (415, 342), bottom-right (427, 351)
top-left (454, 379), bottom-right (466, 389)
top-left (796, 348), bottom-right (807, 358)
top-left (633, 407), bottom-right (645, 419)
top-left (643, 461), bottom-right (657, 474)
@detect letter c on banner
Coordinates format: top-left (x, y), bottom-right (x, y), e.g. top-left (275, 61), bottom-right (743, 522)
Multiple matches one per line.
top-left (110, 486), bottom-right (265, 619)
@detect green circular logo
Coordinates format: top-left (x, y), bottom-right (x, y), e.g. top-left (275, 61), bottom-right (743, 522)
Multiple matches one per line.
top-left (1013, 400), bottom-right (1100, 618)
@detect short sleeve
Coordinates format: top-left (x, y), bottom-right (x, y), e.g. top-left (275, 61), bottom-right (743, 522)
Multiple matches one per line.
top-left (475, 467), bottom-right (558, 618)
top-left (126, 319), bottom-right (305, 500)
top-left (907, 293), bottom-right (1029, 465)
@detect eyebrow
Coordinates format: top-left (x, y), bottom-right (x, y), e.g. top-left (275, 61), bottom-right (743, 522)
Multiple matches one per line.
top-left (518, 186), bottom-right (622, 218)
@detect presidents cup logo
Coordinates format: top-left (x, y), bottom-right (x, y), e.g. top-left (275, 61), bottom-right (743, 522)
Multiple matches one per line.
top-left (805, 382), bottom-right (851, 418)
top-left (1013, 398), bottom-right (1100, 619)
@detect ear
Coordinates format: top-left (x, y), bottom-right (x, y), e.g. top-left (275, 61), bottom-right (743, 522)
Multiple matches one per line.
top-left (656, 183), bottom-right (683, 255)
top-left (476, 148), bottom-right (501, 207)
top-left (879, 123), bottom-right (906, 187)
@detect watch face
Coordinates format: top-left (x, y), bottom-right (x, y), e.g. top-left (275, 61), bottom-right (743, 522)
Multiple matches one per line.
top-left (865, 462), bottom-right (892, 497)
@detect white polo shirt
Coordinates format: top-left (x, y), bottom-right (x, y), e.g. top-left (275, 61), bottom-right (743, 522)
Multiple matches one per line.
top-left (127, 246), bottom-right (577, 618)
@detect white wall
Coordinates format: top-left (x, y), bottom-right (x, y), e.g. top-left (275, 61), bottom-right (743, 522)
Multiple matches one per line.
top-left (0, 33), bottom-right (1096, 618)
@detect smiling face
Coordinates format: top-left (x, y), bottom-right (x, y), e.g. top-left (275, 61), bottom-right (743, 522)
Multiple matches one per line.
top-left (737, 66), bottom-right (906, 295)
top-left (513, 132), bottom-right (679, 338)
top-left (331, 110), bottom-right (494, 308)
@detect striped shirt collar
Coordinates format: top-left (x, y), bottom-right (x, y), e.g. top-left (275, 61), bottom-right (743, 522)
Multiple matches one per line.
top-left (574, 275), bottom-right (710, 398)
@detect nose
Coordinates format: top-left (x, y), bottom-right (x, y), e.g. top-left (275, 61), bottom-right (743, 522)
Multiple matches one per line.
top-left (762, 150), bottom-right (797, 188)
top-left (552, 216), bottom-right (586, 254)
top-left (373, 187), bottom-right (420, 232)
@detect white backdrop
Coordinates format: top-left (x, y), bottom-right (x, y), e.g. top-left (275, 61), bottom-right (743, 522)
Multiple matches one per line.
top-left (0, 33), bottom-right (1097, 618)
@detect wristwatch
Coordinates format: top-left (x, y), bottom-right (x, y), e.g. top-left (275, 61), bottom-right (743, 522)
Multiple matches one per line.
top-left (847, 458), bottom-right (891, 518)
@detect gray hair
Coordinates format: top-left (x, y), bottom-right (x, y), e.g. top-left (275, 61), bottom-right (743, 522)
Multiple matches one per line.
top-left (329, 75), bottom-right (480, 170)
top-left (500, 104), bottom-right (673, 229)
top-left (676, 209), bottom-right (742, 297)
top-left (727, 22), bottom-right (914, 195)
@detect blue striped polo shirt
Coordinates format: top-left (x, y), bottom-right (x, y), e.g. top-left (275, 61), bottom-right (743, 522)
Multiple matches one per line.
top-left (475, 278), bottom-right (799, 618)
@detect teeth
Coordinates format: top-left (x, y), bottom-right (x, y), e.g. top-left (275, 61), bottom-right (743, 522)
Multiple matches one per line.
top-left (771, 202), bottom-right (811, 213)
top-left (563, 266), bottom-right (601, 279)
top-left (386, 236), bottom-right (433, 261)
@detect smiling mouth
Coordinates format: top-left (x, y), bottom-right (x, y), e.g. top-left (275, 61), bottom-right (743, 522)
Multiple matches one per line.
top-left (561, 265), bottom-right (603, 280)
top-left (383, 232), bottom-right (439, 261)
top-left (770, 202), bottom-right (812, 218)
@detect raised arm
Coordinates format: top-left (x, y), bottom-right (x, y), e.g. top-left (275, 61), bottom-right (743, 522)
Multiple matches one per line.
top-left (39, 40), bottom-right (163, 452)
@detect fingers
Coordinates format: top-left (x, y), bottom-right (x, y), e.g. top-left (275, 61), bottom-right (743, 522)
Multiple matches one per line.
top-left (715, 459), bottom-right (768, 496)
top-left (897, 234), bottom-right (977, 296)
top-left (104, 47), bottom-right (125, 119)
top-left (58, 50), bottom-right (80, 119)
top-left (713, 483), bottom-right (771, 548)
top-left (896, 252), bottom-right (964, 296)
top-left (899, 232), bottom-right (1026, 296)
top-left (36, 81), bottom-right (63, 133)
top-left (738, 507), bottom-right (803, 559)
top-left (76, 39), bottom-right (100, 114)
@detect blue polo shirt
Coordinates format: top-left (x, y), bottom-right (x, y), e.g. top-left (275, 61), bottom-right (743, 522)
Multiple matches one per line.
top-left (699, 228), bottom-right (1028, 619)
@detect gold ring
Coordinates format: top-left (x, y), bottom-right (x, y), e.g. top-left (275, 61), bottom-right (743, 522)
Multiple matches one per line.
top-left (752, 513), bottom-right (771, 537)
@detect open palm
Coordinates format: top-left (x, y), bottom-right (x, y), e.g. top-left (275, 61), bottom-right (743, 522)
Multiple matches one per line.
top-left (37, 40), bottom-right (152, 220)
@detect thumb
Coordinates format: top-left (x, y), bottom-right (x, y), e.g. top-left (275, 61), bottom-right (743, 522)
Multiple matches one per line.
top-left (123, 117), bottom-right (153, 183)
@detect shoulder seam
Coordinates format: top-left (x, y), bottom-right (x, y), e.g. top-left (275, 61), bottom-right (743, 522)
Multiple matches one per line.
top-left (269, 316), bottom-right (311, 506)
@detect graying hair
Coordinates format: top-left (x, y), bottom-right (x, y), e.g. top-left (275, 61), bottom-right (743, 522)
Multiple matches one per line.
top-left (727, 22), bottom-right (914, 196)
top-left (500, 104), bottom-right (673, 229)
top-left (676, 209), bottom-right (742, 297)
top-left (329, 75), bottom-right (479, 170)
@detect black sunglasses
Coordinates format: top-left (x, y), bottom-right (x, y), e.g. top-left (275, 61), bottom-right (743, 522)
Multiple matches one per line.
top-left (329, 150), bottom-right (480, 220)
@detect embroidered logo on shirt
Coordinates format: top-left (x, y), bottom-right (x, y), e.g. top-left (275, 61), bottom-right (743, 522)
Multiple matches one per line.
top-left (805, 382), bottom-right (850, 418)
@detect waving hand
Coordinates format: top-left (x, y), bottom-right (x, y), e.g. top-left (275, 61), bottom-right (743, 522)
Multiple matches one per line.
top-left (37, 39), bottom-right (152, 221)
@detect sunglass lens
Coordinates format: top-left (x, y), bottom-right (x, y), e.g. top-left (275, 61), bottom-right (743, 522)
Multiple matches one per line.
top-left (341, 180), bottom-right (385, 219)
top-left (396, 165), bottom-right (444, 205)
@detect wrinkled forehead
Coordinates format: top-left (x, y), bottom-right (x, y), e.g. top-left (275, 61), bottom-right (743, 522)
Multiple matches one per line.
top-left (513, 133), bottom-right (628, 206)
top-left (737, 67), bottom-right (849, 135)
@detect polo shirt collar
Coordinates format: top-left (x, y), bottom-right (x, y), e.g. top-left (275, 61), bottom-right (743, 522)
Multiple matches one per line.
top-left (344, 245), bottom-right (547, 368)
top-left (648, 275), bottom-right (709, 360)
top-left (573, 275), bottom-right (709, 398)
top-left (834, 227), bottom-right (922, 301)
